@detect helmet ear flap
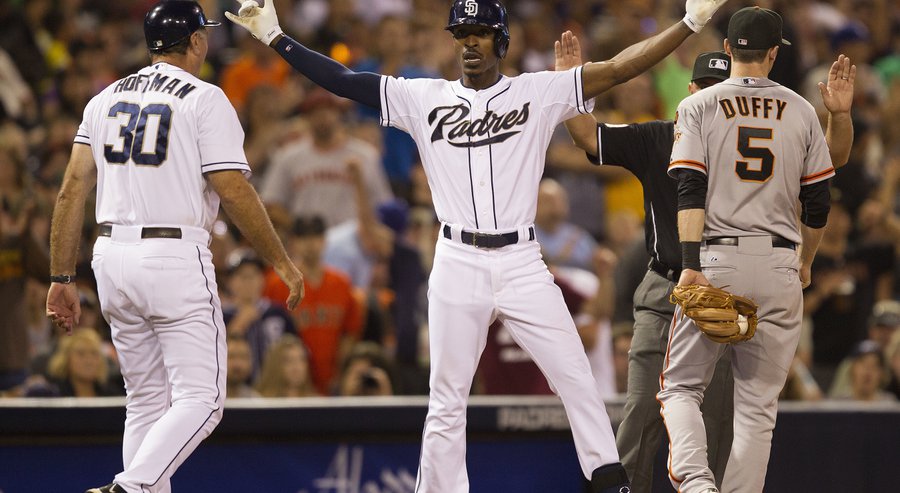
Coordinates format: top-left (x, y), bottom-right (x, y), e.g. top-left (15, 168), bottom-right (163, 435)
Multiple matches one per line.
top-left (494, 30), bottom-right (509, 58)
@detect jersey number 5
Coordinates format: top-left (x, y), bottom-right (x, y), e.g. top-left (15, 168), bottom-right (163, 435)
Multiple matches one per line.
top-left (735, 126), bottom-right (774, 182)
top-left (104, 102), bottom-right (172, 166)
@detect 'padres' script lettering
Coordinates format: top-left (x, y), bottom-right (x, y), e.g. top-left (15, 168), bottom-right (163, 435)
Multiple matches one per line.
top-left (114, 72), bottom-right (197, 99)
top-left (427, 103), bottom-right (530, 148)
top-left (718, 96), bottom-right (787, 121)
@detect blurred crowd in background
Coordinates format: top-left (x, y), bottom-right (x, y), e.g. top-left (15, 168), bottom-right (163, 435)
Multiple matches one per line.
top-left (0, 0), bottom-right (899, 405)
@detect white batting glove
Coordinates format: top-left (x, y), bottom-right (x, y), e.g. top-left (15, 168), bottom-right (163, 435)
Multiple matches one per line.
top-left (224, 0), bottom-right (283, 46)
top-left (683, 0), bottom-right (730, 33)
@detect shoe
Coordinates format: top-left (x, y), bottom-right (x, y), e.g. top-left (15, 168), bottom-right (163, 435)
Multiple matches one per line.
top-left (85, 483), bottom-right (126, 493)
top-left (590, 463), bottom-right (631, 493)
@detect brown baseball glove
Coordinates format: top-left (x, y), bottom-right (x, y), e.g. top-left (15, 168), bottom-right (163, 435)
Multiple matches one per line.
top-left (669, 284), bottom-right (758, 343)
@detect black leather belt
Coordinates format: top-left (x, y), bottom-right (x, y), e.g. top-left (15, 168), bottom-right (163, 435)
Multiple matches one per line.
top-left (443, 224), bottom-right (534, 249)
top-left (648, 258), bottom-right (680, 283)
top-left (705, 235), bottom-right (796, 250)
top-left (98, 224), bottom-right (183, 239)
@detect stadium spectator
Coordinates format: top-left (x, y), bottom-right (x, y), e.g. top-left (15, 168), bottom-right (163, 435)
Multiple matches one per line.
top-left (265, 215), bottom-right (363, 394)
top-left (226, 336), bottom-right (261, 399)
top-left (256, 334), bottom-right (319, 398)
top-left (223, 249), bottom-right (295, 380)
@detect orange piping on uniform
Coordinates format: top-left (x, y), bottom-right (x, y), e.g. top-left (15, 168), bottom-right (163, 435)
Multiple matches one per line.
top-left (800, 167), bottom-right (835, 183)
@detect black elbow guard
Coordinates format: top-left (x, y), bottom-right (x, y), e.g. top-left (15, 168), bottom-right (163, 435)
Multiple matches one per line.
top-left (675, 169), bottom-right (708, 210)
top-left (800, 180), bottom-right (831, 228)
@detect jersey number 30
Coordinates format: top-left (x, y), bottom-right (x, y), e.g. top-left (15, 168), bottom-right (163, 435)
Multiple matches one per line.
top-left (104, 102), bottom-right (172, 166)
top-left (735, 126), bottom-right (774, 182)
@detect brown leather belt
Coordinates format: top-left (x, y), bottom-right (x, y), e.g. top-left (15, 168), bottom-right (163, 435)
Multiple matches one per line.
top-left (98, 224), bottom-right (183, 239)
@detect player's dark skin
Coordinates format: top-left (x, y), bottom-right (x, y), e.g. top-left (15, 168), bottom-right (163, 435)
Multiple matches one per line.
top-left (450, 24), bottom-right (502, 90)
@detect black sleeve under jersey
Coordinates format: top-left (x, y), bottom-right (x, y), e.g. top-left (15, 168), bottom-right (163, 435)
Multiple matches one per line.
top-left (673, 168), bottom-right (708, 211)
top-left (587, 120), bottom-right (674, 177)
top-left (274, 35), bottom-right (381, 109)
top-left (799, 180), bottom-right (831, 228)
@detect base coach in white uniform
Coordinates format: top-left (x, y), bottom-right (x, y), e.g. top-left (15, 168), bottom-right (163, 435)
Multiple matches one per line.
top-left (46, 2), bottom-right (304, 492)
top-left (228, 0), bottom-right (731, 491)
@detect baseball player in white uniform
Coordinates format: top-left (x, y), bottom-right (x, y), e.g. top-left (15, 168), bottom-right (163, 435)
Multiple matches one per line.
top-left (227, 0), bottom-right (730, 491)
top-left (659, 7), bottom-right (837, 493)
top-left (46, 2), bottom-right (303, 493)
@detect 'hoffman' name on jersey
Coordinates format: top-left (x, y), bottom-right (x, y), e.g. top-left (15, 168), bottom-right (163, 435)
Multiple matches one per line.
top-left (427, 103), bottom-right (530, 147)
top-left (113, 71), bottom-right (197, 100)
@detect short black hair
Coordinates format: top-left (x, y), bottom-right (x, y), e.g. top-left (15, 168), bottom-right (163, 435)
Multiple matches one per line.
top-left (730, 47), bottom-right (769, 64)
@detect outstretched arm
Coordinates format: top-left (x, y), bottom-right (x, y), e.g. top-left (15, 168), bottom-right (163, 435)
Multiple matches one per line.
top-left (582, 0), bottom-right (730, 99)
top-left (227, 1), bottom-right (381, 109)
top-left (818, 54), bottom-right (855, 169)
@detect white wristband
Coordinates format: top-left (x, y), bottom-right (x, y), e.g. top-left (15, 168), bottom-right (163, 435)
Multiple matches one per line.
top-left (259, 25), bottom-right (284, 46)
top-left (682, 12), bottom-right (704, 33)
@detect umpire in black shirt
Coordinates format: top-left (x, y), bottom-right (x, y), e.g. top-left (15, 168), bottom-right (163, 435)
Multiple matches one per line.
top-left (564, 52), bottom-right (735, 492)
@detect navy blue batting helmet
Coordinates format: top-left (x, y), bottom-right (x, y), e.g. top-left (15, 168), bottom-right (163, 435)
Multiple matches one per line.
top-left (446, 0), bottom-right (510, 58)
top-left (144, 0), bottom-right (221, 53)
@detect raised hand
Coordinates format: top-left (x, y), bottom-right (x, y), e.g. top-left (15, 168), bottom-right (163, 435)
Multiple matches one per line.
top-left (818, 54), bottom-right (855, 115)
top-left (224, 0), bottom-right (283, 46)
top-left (554, 30), bottom-right (583, 72)
top-left (684, 0), bottom-right (731, 32)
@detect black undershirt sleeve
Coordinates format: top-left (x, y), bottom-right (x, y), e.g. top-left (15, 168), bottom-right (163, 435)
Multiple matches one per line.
top-left (799, 180), bottom-right (831, 228)
top-left (273, 35), bottom-right (382, 109)
top-left (673, 168), bottom-right (708, 211)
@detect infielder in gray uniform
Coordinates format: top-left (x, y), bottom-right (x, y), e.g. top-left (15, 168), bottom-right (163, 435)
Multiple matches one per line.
top-left (659, 7), bottom-right (837, 493)
top-left (227, 0), bottom-right (732, 491)
top-left (557, 37), bottom-right (854, 491)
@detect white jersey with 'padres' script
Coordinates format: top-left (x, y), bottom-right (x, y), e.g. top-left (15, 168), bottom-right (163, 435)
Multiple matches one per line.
top-left (74, 62), bottom-right (249, 232)
top-left (668, 77), bottom-right (834, 243)
top-left (379, 67), bottom-right (592, 232)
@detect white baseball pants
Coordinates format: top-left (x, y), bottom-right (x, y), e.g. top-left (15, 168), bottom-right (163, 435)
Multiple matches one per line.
top-left (92, 225), bottom-right (226, 493)
top-left (415, 235), bottom-right (619, 493)
top-left (657, 239), bottom-right (802, 493)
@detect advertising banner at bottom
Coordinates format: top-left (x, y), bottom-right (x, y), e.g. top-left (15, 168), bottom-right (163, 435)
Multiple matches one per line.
top-left (0, 439), bottom-right (583, 493)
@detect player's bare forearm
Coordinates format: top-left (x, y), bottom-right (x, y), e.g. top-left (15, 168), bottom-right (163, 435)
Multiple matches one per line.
top-left (209, 170), bottom-right (304, 306)
top-left (826, 111), bottom-right (852, 168)
top-left (564, 115), bottom-right (599, 156)
top-left (799, 225), bottom-right (825, 268)
top-left (50, 144), bottom-right (96, 276)
top-left (582, 22), bottom-right (693, 99)
top-left (677, 208), bottom-right (705, 243)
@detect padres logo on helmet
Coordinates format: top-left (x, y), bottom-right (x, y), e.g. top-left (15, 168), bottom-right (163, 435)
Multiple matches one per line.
top-left (446, 0), bottom-right (510, 58)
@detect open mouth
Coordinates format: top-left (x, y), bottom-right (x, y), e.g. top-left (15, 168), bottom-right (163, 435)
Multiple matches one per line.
top-left (463, 52), bottom-right (482, 65)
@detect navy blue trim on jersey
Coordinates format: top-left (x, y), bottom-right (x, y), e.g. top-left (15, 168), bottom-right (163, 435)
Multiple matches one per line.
top-left (485, 86), bottom-right (511, 230)
top-left (574, 68), bottom-right (584, 114)
top-left (201, 161), bottom-right (249, 168)
top-left (145, 247), bottom-right (222, 491)
top-left (456, 94), bottom-right (478, 228)
top-left (381, 78), bottom-right (391, 126)
top-left (73, 141), bottom-right (91, 146)
top-left (75, 134), bottom-right (90, 140)
top-left (274, 35), bottom-right (381, 109)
